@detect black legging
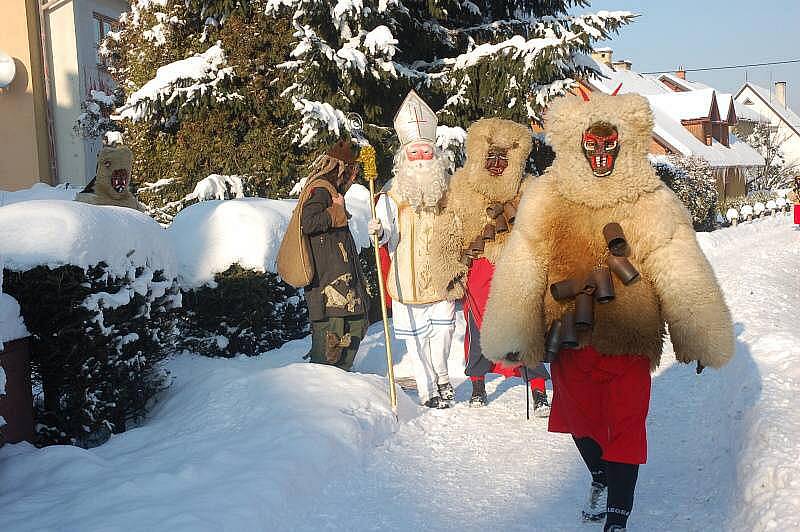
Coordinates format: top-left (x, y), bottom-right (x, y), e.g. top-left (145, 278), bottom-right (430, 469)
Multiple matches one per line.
top-left (573, 436), bottom-right (639, 531)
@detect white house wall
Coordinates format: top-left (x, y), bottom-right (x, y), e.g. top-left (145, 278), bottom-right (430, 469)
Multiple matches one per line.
top-left (74, 0), bottom-right (128, 183)
top-left (45, 0), bottom-right (84, 186)
top-left (45, 0), bottom-right (127, 187)
top-left (736, 86), bottom-right (800, 172)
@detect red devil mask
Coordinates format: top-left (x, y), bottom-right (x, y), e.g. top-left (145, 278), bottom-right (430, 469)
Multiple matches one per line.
top-left (484, 146), bottom-right (509, 176)
top-left (582, 122), bottom-right (619, 177)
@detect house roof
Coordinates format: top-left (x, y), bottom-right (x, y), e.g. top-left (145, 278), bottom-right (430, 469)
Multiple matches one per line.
top-left (716, 93), bottom-right (735, 122)
top-left (585, 59), bottom-right (670, 95)
top-left (647, 89), bottom-right (718, 121)
top-left (580, 55), bottom-right (763, 168)
top-left (657, 73), bottom-right (710, 92)
top-left (736, 82), bottom-right (800, 137)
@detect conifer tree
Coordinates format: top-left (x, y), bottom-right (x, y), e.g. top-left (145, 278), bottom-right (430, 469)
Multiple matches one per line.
top-left (106, 1), bottom-right (633, 217)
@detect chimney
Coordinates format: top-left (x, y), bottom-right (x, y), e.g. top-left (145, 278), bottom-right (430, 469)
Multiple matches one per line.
top-left (675, 65), bottom-right (686, 80)
top-left (591, 47), bottom-right (613, 67)
top-left (612, 60), bottom-right (632, 71)
top-left (775, 81), bottom-right (787, 107)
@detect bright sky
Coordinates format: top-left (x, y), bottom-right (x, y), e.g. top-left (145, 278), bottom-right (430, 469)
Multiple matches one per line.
top-left (582, 0), bottom-right (800, 110)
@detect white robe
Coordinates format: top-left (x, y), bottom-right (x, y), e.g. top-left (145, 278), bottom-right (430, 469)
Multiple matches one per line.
top-left (375, 192), bottom-right (455, 403)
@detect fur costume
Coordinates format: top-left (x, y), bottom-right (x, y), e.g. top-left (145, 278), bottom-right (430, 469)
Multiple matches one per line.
top-left (479, 92), bottom-right (734, 371)
top-left (75, 143), bottom-right (144, 211)
top-left (430, 118), bottom-right (533, 294)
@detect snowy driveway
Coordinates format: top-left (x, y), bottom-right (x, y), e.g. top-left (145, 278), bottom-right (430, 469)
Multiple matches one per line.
top-left (1, 217), bottom-right (798, 532)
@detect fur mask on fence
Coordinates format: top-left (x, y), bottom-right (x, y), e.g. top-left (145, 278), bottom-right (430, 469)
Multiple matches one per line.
top-left (75, 143), bottom-right (142, 211)
top-left (462, 118), bottom-right (532, 202)
top-left (545, 91), bottom-right (661, 208)
top-left (391, 142), bottom-right (450, 212)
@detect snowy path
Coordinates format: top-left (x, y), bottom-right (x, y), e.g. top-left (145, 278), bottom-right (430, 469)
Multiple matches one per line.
top-left (283, 216), bottom-right (800, 532)
top-left (1, 217), bottom-right (798, 531)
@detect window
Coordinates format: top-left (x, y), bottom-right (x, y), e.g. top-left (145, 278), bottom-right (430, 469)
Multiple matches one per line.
top-left (742, 98), bottom-right (754, 105)
top-left (93, 13), bottom-right (116, 67)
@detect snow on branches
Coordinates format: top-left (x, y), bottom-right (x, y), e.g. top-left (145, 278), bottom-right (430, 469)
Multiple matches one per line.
top-left (114, 42), bottom-right (239, 123)
top-left (268, 1), bottom-right (634, 146)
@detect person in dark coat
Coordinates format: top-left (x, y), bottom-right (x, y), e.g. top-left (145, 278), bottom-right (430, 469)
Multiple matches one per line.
top-left (302, 140), bottom-right (369, 371)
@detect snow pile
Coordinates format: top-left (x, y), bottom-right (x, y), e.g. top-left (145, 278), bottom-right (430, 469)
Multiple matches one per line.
top-left (167, 184), bottom-right (372, 288)
top-left (0, 200), bottom-right (176, 278)
top-left (0, 294), bottom-right (28, 351)
top-left (167, 198), bottom-right (295, 288)
top-left (115, 42), bottom-right (238, 122)
top-left (0, 347), bottom-right (417, 531)
top-left (0, 266), bottom-right (29, 351)
top-left (694, 217), bottom-right (800, 531)
top-left (0, 183), bottom-right (78, 207)
top-left (189, 174), bottom-right (245, 201)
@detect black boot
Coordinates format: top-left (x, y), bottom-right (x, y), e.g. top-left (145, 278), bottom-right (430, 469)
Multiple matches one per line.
top-left (437, 382), bottom-right (455, 402)
top-left (469, 379), bottom-right (487, 407)
top-left (423, 396), bottom-right (450, 409)
top-left (532, 389), bottom-right (551, 418)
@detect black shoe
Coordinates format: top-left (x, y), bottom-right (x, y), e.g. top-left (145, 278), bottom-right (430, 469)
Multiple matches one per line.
top-left (532, 389), bottom-right (550, 418)
top-left (437, 382), bottom-right (455, 401)
top-left (581, 481), bottom-right (607, 522)
top-left (423, 396), bottom-right (450, 409)
top-left (469, 379), bottom-right (487, 408)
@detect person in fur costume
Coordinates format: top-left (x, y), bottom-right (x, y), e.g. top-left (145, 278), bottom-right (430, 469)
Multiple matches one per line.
top-left (429, 118), bottom-right (551, 413)
top-left (479, 91), bottom-right (734, 532)
top-left (75, 142), bottom-right (144, 211)
top-left (369, 90), bottom-right (456, 409)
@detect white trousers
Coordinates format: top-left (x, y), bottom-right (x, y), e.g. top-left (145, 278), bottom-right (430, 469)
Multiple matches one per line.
top-left (403, 326), bottom-right (454, 404)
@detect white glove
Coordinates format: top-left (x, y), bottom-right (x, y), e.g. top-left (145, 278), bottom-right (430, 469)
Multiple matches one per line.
top-left (368, 218), bottom-right (383, 237)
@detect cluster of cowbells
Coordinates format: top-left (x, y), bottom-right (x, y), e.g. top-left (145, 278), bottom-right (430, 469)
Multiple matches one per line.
top-left (544, 223), bottom-right (640, 362)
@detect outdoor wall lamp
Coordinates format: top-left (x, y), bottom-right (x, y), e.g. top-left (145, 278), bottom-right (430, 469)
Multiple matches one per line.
top-left (0, 51), bottom-right (16, 88)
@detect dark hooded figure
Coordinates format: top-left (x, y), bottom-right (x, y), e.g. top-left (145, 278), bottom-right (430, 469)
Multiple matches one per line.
top-left (301, 140), bottom-right (369, 371)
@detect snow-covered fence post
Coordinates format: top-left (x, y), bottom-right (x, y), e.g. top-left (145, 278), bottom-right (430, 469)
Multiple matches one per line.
top-left (741, 204), bottom-right (754, 222)
top-left (726, 207), bottom-right (739, 227)
top-left (766, 200), bottom-right (777, 216)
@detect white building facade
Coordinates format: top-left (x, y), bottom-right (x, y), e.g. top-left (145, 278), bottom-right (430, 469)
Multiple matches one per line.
top-left (735, 82), bottom-right (800, 175)
top-left (42, 0), bottom-right (127, 186)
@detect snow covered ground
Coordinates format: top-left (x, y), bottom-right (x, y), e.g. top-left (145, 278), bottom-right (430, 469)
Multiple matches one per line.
top-left (0, 215), bottom-right (797, 531)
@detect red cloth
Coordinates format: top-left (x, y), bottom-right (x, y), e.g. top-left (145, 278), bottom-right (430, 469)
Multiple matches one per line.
top-left (549, 345), bottom-right (651, 464)
top-left (463, 257), bottom-right (526, 379)
top-left (378, 245), bottom-right (392, 310)
top-left (794, 204), bottom-right (800, 225)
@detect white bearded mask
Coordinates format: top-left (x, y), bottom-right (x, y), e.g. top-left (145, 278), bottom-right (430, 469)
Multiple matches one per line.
top-left (392, 91), bottom-right (448, 211)
top-left (392, 141), bottom-right (449, 212)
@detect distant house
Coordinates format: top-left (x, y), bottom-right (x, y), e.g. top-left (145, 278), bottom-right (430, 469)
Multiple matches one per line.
top-left (734, 82), bottom-right (800, 174)
top-left (578, 50), bottom-right (764, 199)
top-left (0, 0), bottom-right (127, 191)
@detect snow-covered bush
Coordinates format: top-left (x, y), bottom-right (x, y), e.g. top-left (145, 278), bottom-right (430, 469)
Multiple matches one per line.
top-left (74, 89), bottom-right (123, 140)
top-left (0, 201), bottom-right (180, 446)
top-left (179, 265), bottom-right (308, 357)
top-left (651, 155), bottom-right (718, 231)
top-left (167, 187), bottom-right (375, 356)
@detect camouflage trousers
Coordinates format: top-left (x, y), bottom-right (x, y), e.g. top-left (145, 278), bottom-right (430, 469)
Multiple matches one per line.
top-left (306, 315), bottom-right (367, 372)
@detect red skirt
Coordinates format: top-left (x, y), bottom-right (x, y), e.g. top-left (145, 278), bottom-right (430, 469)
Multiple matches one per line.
top-left (549, 345), bottom-right (651, 464)
top-left (794, 204), bottom-right (800, 225)
top-left (464, 258), bottom-right (525, 378)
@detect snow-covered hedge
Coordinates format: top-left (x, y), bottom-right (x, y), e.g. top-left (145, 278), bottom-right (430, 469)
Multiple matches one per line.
top-left (0, 201), bottom-right (180, 446)
top-left (651, 155), bottom-right (718, 232)
top-left (167, 186), bottom-right (374, 357)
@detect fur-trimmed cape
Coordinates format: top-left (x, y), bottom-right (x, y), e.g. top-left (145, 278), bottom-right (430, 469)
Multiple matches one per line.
top-left (429, 118), bottom-right (533, 297)
top-left (479, 92), bottom-right (734, 370)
